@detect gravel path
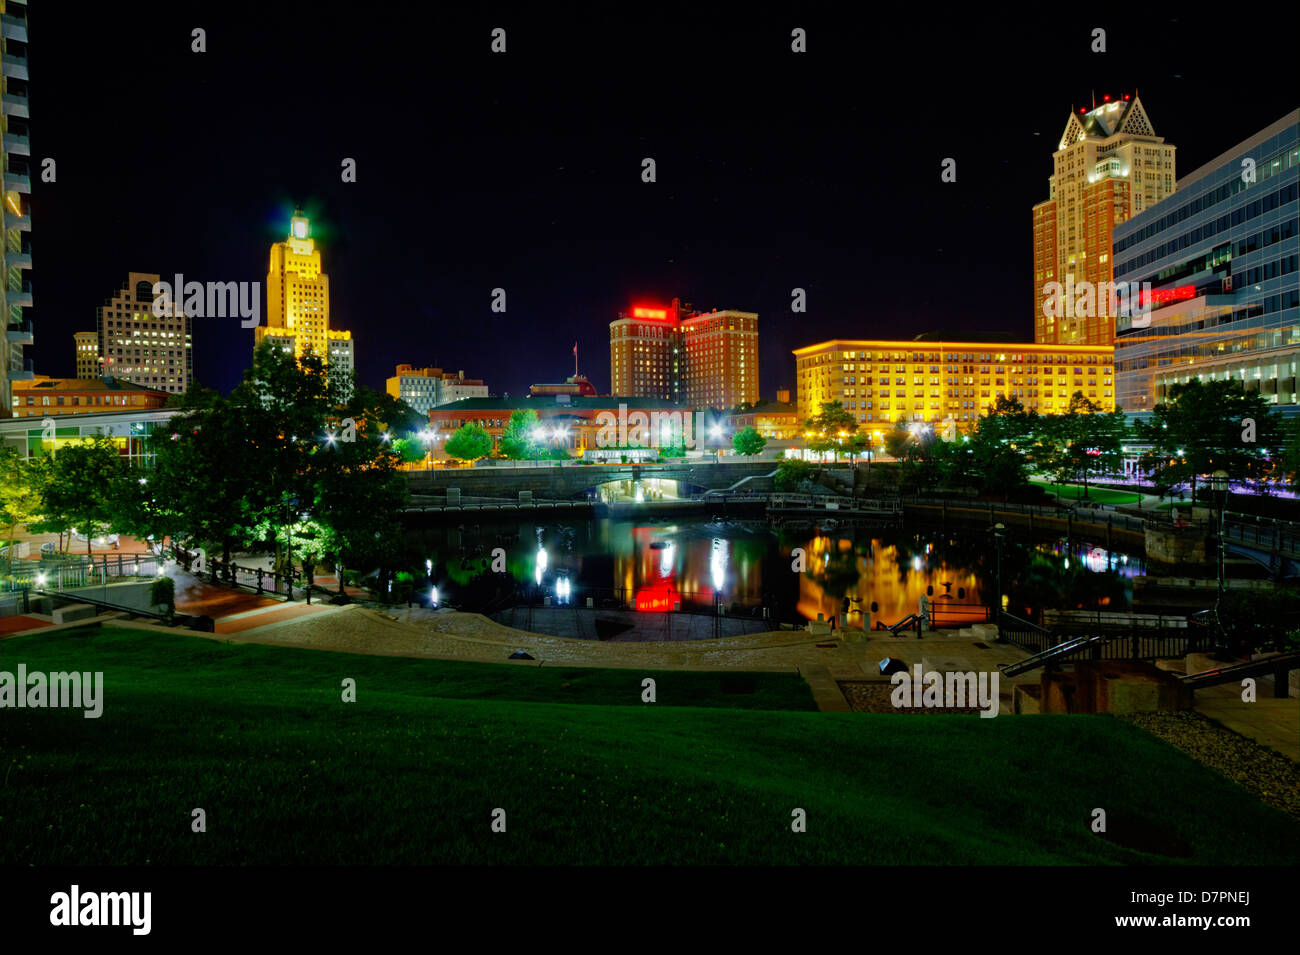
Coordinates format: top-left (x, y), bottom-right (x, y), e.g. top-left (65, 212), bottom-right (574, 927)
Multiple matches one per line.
top-left (1124, 711), bottom-right (1300, 822)
top-left (839, 681), bottom-right (983, 714)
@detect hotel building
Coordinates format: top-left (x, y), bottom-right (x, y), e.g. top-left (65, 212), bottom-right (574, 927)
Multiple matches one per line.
top-left (96, 273), bottom-right (192, 394)
top-left (682, 309), bottom-right (759, 410)
top-left (1112, 110), bottom-right (1299, 421)
top-left (609, 299), bottom-right (693, 401)
top-left (1033, 95), bottom-right (1176, 346)
top-left (256, 212), bottom-right (354, 385)
top-left (609, 298), bottom-right (759, 409)
top-left (793, 339), bottom-right (1115, 435)
top-left (1, 0), bottom-right (32, 417)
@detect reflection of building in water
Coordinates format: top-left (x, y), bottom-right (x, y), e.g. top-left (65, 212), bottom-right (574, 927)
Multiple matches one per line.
top-left (605, 524), bottom-right (765, 612)
top-left (595, 478), bottom-right (683, 503)
top-left (796, 534), bottom-right (984, 627)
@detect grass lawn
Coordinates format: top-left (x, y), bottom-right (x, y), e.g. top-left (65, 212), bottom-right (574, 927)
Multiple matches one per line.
top-left (2, 626), bottom-right (1298, 865)
top-left (1031, 480), bottom-right (1144, 507)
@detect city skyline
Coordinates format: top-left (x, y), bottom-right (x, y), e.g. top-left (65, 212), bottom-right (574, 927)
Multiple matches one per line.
top-left (23, 7), bottom-right (1300, 403)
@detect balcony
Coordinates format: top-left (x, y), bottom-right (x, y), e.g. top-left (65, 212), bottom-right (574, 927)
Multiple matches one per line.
top-left (1, 15), bottom-right (28, 44)
top-left (1, 50), bottom-right (27, 81)
top-left (3, 200), bottom-right (28, 229)
top-left (3, 171), bottom-right (28, 193)
top-left (6, 318), bottom-right (31, 344)
top-left (1, 90), bottom-right (28, 118)
top-left (2, 131), bottom-right (27, 155)
top-left (6, 288), bottom-right (31, 308)
top-left (4, 249), bottom-right (30, 269)
top-left (8, 355), bottom-right (34, 381)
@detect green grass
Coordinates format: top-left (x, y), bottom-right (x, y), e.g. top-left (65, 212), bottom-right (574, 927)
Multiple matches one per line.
top-left (2, 627), bottom-right (1298, 865)
top-left (1031, 480), bottom-right (1144, 507)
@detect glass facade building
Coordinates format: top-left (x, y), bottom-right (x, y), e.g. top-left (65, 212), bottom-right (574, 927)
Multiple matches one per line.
top-left (1112, 110), bottom-right (1299, 422)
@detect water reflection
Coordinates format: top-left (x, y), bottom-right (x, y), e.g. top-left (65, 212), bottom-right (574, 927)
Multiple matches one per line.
top-left (408, 517), bottom-right (1144, 625)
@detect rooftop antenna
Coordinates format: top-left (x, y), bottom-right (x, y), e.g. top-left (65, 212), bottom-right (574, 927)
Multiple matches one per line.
top-left (573, 341), bottom-right (579, 378)
top-left (1091, 90), bottom-right (1095, 110)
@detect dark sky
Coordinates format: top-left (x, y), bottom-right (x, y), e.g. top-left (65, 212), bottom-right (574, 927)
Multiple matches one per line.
top-left (26, 3), bottom-right (1298, 399)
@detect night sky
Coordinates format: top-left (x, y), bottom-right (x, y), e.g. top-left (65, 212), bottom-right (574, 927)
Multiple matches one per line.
top-left (26, 3), bottom-right (1298, 400)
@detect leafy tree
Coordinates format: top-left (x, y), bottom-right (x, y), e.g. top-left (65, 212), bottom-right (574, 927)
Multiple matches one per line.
top-left (1134, 378), bottom-right (1279, 503)
top-left (231, 341), bottom-right (342, 577)
top-left (499, 409), bottom-right (545, 459)
top-left (732, 426), bottom-right (767, 456)
top-left (445, 423), bottom-right (493, 461)
top-left (391, 437), bottom-right (426, 464)
top-left (774, 458), bottom-right (817, 491)
top-left (883, 422), bottom-right (912, 460)
top-left (31, 434), bottom-right (123, 557)
top-left (0, 447), bottom-right (45, 567)
top-left (313, 422), bottom-right (408, 597)
top-left (804, 401), bottom-right (857, 457)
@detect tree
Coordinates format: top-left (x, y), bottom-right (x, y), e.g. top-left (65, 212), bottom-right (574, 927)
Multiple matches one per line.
top-left (1134, 378), bottom-right (1279, 503)
top-left (232, 341), bottom-right (342, 578)
top-left (445, 423), bottom-right (493, 462)
top-left (499, 409), bottom-right (545, 459)
top-left (732, 426), bottom-right (767, 456)
top-left (804, 401), bottom-right (857, 457)
top-left (31, 435), bottom-right (123, 557)
top-left (0, 447), bottom-right (45, 568)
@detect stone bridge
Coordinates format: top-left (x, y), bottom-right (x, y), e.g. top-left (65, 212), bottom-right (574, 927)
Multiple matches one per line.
top-left (405, 459), bottom-right (779, 500)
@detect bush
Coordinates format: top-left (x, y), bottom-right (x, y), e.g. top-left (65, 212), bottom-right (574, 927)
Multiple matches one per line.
top-left (150, 576), bottom-right (176, 622)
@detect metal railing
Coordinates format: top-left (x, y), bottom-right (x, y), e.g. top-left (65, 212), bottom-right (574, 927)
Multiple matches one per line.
top-left (2, 554), bottom-right (164, 593)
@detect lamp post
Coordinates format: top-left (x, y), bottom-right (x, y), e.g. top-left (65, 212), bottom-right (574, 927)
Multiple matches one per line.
top-left (1209, 470), bottom-right (1230, 652)
top-left (992, 522), bottom-right (1006, 639)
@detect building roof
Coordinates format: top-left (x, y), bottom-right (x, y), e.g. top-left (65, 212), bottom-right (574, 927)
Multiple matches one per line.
top-left (1058, 95), bottom-right (1157, 150)
top-left (430, 395), bottom-right (690, 412)
top-left (792, 339), bottom-right (1114, 356)
top-left (13, 375), bottom-right (171, 394)
top-left (732, 401), bottom-right (796, 416)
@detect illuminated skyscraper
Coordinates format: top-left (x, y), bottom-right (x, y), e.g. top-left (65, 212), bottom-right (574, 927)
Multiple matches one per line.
top-left (97, 273), bottom-right (192, 394)
top-left (256, 212), bottom-right (354, 385)
top-left (1, 0), bottom-right (32, 418)
top-left (1033, 95), bottom-right (1175, 345)
top-left (74, 330), bottom-right (100, 378)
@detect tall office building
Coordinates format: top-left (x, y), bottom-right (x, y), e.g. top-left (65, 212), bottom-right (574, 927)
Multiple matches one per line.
top-left (74, 330), bottom-right (99, 378)
top-left (682, 309), bottom-right (759, 410)
top-left (97, 273), bottom-right (193, 394)
top-left (609, 298), bottom-right (692, 400)
top-left (256, 212), bottom-right (354, 382)
top-left (794, 339), bottom-right (1115, 435)
top-left (1033, 95), bottom-right (1176, 346)
top-left (0, 0), bottom-right (32, 418)
top-left (1113, 110), bottom-right (1299, 421)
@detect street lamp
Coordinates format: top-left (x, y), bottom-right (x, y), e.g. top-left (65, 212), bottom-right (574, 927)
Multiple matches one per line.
top-left (992, 522), bottom-right (1007, 639)
top-left (1209, 470), bottom-right (1230, 650)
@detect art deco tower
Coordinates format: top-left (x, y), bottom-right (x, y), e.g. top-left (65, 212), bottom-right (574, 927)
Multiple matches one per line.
top-left (256, 212), bottom-right (354, 381)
